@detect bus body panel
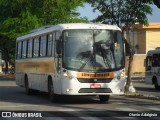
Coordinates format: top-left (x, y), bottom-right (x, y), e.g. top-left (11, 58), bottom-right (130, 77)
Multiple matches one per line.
top-left (15, 57), bottom-right (60, 92)
top-left (60, 78), bottom-right (126, 95)
top-left (60, 70), bottom-right (126, 95)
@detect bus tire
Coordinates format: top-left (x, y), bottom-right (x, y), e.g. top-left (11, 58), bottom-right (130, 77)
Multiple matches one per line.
top-left (99, 95), bottom-right (110, 103)
top-left (25, 76), bottom-right (33, 95)
top-left (48, 77), bottom-right (58, 102)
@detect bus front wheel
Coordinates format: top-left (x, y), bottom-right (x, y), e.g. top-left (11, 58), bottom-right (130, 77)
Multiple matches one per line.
top-left (48, 78), bottom-right (59, 102)
top-left (99, 95), bottom-right (110, 103)
top-left (154, 79), bottom-right (160, 90)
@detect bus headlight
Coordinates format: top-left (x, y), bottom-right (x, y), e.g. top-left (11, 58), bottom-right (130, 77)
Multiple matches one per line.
top-left (63, 72), bottom-right (73, 79)
top-left (63, 73), bottom-right (68, 77)
top-left (121, 70), bottom-right (125, 77)
top-left (117, 70), bottom-right (125, 80)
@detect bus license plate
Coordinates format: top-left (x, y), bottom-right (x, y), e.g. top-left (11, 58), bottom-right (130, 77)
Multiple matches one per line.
top-left (90, 84), bottom-right (101, 88)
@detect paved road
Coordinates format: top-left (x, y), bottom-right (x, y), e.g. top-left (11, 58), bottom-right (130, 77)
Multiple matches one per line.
top-left (0, 75), bottom-right (160, 119)
top-left (132, 77), bottom-right (160, 97)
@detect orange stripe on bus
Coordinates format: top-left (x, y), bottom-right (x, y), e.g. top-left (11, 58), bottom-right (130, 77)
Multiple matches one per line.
top-left (15, 61), bottom-right (55, 73)
top-left (77, 72), bottom-right (114, 78)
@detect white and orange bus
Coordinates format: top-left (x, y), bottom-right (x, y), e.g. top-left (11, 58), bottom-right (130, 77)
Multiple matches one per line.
top-left (15, 23), bottom-right (126, 102)
top-left (144, 49), bottom-right (160, 89)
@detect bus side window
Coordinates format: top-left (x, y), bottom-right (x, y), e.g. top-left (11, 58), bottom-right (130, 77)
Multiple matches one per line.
top-left (22, 40), bottom-right (27, 58)
top-left (52, 32), bottom-right (55, 57)
top-left (152, 54), bottom-right (160, 67)
top-left (47, 34), bottom-right (53, 56)
top-left (55, 31), bottom-right (61, 55)
top-left (27, 39), bottom-right (33, 58)
top-left (152, 59), bottom-right (155, 67)
top-left (17, 42), bottom-right (22, 59)
top-left (40, 35), bottom-right (47, 57)
top-left (149, 58), bottom-right (152, 66)
top-left (33, 37), bottom-right (40, 57)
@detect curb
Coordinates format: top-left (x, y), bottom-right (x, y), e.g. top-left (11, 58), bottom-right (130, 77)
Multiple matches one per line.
top-left (124, 92), bottom-right (160, 101)
top-left (4, 74), bottom-right (15, 78)
top-left (1, 74), bottom-right (15, 78)
top-left (0, 74), bottom-right (15, 80)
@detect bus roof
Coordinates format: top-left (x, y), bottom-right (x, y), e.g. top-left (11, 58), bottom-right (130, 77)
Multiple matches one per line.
top-left (147, 49), bottom-right (160, 56)
top-left (16, 23), bottom-right (121, 42)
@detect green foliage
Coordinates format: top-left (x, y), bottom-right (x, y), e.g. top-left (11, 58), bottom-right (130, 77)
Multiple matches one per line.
top-left (0, 0), bottom-right (88, 67)
top-left (0, 0), bottom-right (87, 38)
top-left (88, 0), bottom-right (152, 29)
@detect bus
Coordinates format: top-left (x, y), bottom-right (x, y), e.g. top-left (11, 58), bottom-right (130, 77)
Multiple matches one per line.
top-left (144, 49), bottom-right (160, 89)
top-left (15, 23), bottom-right (126, 102)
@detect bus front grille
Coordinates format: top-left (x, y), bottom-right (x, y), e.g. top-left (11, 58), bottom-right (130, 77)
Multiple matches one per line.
top-left (77, 78), bottom-right (112, 83)
top-left (78, 88), bottom-right (112, 93)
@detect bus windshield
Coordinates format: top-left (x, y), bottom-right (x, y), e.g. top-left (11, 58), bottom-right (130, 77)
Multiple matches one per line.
top-left (62, 29), bottom-right (124, 72)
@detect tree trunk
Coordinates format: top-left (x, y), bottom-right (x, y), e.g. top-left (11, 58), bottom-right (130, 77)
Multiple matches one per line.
top-left (125, 51), bottom-right (134, 92)
top-left (123, 36), bottom-right (135, 93)
top-left (5, 60), bottom-right (9, 74)
top-left (4, 45), bottom-right (11, 74)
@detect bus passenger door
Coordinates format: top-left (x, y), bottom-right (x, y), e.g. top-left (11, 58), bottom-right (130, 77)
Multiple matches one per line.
top-left (53, 32), bottom-right (62, 94)
top-left (145, 56), bottom-right (152, 84)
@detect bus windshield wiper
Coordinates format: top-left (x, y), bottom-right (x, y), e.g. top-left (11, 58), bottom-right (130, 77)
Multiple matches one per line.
top-left (99, 43), bottom-right (112, 69)
top-left (78, 55), bottom-right (92, 72)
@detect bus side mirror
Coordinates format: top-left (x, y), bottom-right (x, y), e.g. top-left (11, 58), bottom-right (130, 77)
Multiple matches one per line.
top-left (56, 40), bottom-right (61, 55)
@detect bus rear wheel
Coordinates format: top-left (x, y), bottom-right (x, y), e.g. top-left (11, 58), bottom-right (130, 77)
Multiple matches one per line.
top-left (99, 95), bottom-right (110, 103)
top-left (48, 78), bottom-right (59, 102)
top-left (25, 76), bottom-right (33, 95)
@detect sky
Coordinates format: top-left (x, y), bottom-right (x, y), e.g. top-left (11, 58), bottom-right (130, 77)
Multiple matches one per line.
top-left (77, 4), bottom-right (160, 22)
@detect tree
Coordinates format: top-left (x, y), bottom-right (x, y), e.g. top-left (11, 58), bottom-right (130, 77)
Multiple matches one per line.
top-left (0, 35), bottom-right (15, 73)
top-left (0, 0), bottom-right (88, 73)
top-left (87, 0), bottom-right (152, 92)
top-left (153, 0), bottom-right (160, 8)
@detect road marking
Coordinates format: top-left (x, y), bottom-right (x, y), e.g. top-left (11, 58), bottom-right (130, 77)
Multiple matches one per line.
top-left (115, 108), bottom-right (140, 111)
top-left (87, 108), bottom-right (105, 111)
top-left (147, 107), bottom-right (160, 111)
top-left (58, 108), bottom-right (81, 111)
top-left (80, 117), bottom-right (102, 120)
top-left (5, 118), bottom-right (26, 120)
top-left (44, 117), bottom-right (65, 120)
top-left (117, 102), bottom-right (125, 105)
top-left (0, 104), bottom-right (40, 108)
top-left (115, 117), bottom-right (138, 120)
